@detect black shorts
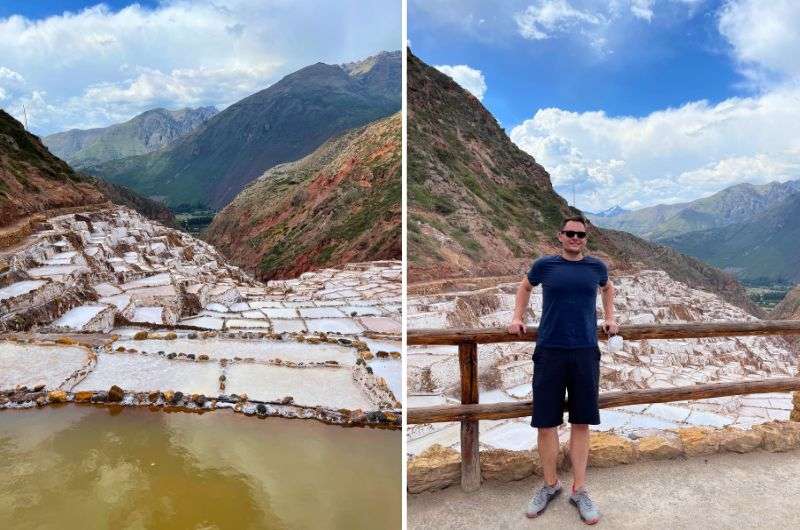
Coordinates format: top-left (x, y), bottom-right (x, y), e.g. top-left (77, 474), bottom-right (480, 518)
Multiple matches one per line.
top-left (531, 345), bottom-right (601, 428)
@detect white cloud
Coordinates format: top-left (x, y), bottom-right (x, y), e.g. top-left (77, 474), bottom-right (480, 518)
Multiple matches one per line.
top-left (434, 64), bottom-right (487, 100)
top-left (0, 66), bottom-right (24, 84)
top-left (718, 0), bottom-right (800, 84)
top-left (630, 0), bottom-right (655, 21)
top-left (0, 1), bottom-right (400, 135)
top-left (515, 0), bottom-right (603, 40)
top-left (504, 0), bottom-right (800, 211)
top-left (510, 87), bottom-right (800, 211)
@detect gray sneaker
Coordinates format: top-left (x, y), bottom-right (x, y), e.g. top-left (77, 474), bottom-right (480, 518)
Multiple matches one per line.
top-left (569, 488), bottom-right (601, 525)
top-left (525, 479), bottom-right (562, 518)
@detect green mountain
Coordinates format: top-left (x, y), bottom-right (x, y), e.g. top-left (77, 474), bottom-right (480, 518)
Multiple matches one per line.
top-left (659, 192), bottom-right (800, 282)
top-left (407, 50), bottom-right (759, 315)
top-left (85, 51), bottom-right (400, 210)
top-left (43, 107), bottom-right (217, 168)
top-left (588, 180), bottom-right (800, 240)
top-left (206, 113), bottom-right (400, 281)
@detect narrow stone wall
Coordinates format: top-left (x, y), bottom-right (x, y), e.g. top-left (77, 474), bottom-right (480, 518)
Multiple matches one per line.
top-left (407, 422), bottom-right (800, 493)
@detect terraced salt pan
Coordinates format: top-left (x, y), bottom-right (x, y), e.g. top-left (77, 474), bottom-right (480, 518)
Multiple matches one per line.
top-left (225, 364), bottom-right (373, 410)
top-left (247, 300), bottom-right (284, 309)
top-left (179, 316), bottom-right (225, 330)
top-left (53, 304), bottom-right (109, 329)
top-left (28, 264), bottom-right (87, 278)
top-left (93, 282), bottom-right (122, 297)
top-left (339, 305), bottom-right (384, 316)
top-left (297, 307), bottom-right (346, 318)
top-left (368, 359), bottom-right (401, 397)
top-left (271, 319), bottom-right (307, 333)
top-left (111, 339), bottom-right (357, 365)
top-left (225, 318), bottom-right (271, 329)
top-left (131, 307), bottom-right (164, 324)
top-left (262, 307), bottom-right (299, 319)
top-left (305, 318), bottom-right (364, 335)
top-left (361, 338), bottom-right (401, 354)
top-left (73, 353), bottom-right (219, 395)
top-left (0, 342), bottom-right (90, 390)
top-left (99, 294), bottom-right (131, 311)
top-left (359, 317), bottom-right (401, 334)
top-left (0, 280), bottom-right (46, 301)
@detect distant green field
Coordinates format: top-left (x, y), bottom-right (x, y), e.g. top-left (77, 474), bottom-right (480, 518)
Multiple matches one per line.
top-left (175, 209), bottom-right (216, 236)
top-left (741, 279), bottom-right (794, 310)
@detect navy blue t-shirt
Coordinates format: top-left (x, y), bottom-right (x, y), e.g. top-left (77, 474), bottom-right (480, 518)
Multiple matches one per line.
top-left (527, 255), bottom-right (608, 348)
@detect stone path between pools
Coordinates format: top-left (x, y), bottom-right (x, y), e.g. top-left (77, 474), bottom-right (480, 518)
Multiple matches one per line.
top-left (0, 208), bottom-right (401, 427)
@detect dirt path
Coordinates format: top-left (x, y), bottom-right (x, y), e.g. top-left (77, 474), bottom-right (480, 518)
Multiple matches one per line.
top-left (408, 449), bottom-right (800, 529)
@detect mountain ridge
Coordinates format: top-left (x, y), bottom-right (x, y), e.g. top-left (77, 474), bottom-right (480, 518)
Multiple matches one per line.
top-left (85, 50), bottom-right (401, 210)
top-left (588, 179), bottom-right (800, 240)
top-left (659, 191), bottom-right (800, 282)
top-left (44, 106), bottom-right (217, 168)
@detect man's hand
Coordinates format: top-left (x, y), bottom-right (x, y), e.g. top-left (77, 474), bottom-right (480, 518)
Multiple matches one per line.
top-left (508, 319), bottom-right (527, 336)
top-left (602, 319), bottom-right (619, 336)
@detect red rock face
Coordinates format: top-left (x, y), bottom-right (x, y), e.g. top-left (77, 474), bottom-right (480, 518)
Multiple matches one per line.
top-left (0, 111), bottom-right (107, 228)
top-left (206, 113), bottom-right (400, 282)
top-left (0, 111), bottom-right (174, 234)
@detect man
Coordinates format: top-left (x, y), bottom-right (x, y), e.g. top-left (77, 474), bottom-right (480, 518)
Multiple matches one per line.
top-left (507, 215), bottom-right (618, 525)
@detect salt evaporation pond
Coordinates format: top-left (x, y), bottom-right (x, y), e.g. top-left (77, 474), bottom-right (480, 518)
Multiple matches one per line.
top-left (73, 353), bottom-right (220, 396)
top-left (0, 406), bottom-right (400, 529)
top-left (0, 343), bottom-right (90, 390)
top-left (369, 358), bottom-right (402, 398)
top-left (111, 338), bottom-right (358, 365)
top-left (224, 364), bottom-right (374, 410)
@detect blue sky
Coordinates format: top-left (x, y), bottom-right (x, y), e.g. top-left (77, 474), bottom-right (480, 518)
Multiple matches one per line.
top-left (0, 1), bottom-right (400, 136)
top-left (410, 0), bottom-right (800, 211)
top-left (0, 1), bottom-right (159, 19)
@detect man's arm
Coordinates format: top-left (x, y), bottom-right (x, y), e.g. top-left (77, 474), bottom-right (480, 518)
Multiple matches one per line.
top-left (600, 280), bottom-right (618, 335)
top-left (508, 277), bottom-right (533, 336)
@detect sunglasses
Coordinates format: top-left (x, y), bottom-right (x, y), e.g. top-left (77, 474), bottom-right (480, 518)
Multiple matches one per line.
top-left (560, 230), bottom-right (587, 239)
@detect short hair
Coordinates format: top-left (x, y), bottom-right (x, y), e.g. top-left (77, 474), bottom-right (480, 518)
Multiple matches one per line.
top-left (560, 215), bottom-right (588, 230)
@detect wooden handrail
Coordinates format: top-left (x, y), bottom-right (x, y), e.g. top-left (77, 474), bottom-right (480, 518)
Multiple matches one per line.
top-left (407, 320), bottom-right (800, 345)
top-left (407, 377), bottom-right (800, 424)
top-left (407, 319), bottom-right (800, 492)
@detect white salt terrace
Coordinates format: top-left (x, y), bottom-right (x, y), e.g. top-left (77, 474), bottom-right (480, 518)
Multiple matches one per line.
top-left (0, 342), bottom-right (92, 391)
top-left (0, 208), bottom-right (401, 416)
top-left (53, 304), bottom-right (110, 331)
top-left (111, 338), bottom-right (359, 366)
top-left (0, 280), bottom-right (45, 302)
top-left (225, 364), bottom-right (374, 410)
top-left (73, 353), bottom-right (220, 396)
top-left (407, 270), bottom-right (798, 455)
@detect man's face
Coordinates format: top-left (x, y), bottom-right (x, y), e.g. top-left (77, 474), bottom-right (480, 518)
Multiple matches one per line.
top-left (558, 220), bottom-right (588, 253)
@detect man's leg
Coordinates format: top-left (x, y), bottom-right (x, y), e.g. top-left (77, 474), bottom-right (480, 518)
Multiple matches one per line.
top-left (537, 427), bottom-right (560, 486)
top-left (569, 423), bottom-right (589, 491)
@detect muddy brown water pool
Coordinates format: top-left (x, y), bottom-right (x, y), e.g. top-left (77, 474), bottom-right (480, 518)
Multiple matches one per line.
top-left (0, 406), bottom-right (400, 529)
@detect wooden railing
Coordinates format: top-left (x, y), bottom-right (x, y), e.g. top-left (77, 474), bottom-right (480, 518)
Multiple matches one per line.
top-left (407, 320), bottom-right (800, 492)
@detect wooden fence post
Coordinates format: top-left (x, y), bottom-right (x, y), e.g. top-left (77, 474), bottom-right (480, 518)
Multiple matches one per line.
top-left (459, 341), bottom-right (480, 492)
